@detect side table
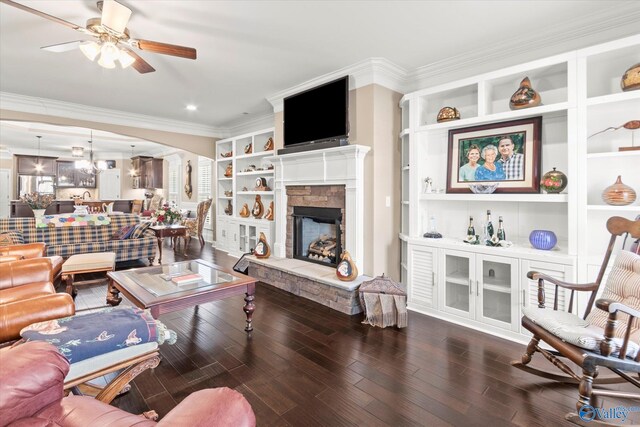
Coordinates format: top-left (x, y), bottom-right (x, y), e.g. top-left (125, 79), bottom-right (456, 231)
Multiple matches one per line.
top-left (149, 225), bottom-right (189, 264)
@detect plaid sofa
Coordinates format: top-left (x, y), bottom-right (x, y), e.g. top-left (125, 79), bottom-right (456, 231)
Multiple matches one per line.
top-left (0, 214), bottom-right (156, 263)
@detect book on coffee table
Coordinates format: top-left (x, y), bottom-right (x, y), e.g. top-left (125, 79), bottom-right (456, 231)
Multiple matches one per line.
top-left (171, 274), bottom-right (202, 285)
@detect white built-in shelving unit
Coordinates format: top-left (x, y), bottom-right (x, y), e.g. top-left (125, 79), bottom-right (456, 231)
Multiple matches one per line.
top-left (215, 128), bottom-right (276, 257)
top-left (399, 35), bottom-right (639, 343)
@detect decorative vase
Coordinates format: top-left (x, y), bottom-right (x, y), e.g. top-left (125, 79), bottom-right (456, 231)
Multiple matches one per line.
top-left (602, 175), bottom-right (636, 206)
top-left (540, 167), bottom-right (568, 193)
top-left (509, 77), bottom-right (541, 110)
top-left (529, 230), bottom-right (557, 250)
top-left (254, 232), bottom-right (271, 259)
top-left (336, 251), bottom-right (358, 281)
top-left (32, 208), bottom-right (46, 218)
top-left (621, 63), bottom-right (640, 92)
top-left (252, 195), bottom-right (264, 218)
top-left (436, 106), bottom-right (460, 123)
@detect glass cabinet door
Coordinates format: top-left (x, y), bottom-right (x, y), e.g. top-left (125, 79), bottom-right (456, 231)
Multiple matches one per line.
top-left (441, 250), bottom-right (475, 319)
top-left (476, 254), bottom-right (518, 330)
top-left (56, 161), bottom-right (76, 187)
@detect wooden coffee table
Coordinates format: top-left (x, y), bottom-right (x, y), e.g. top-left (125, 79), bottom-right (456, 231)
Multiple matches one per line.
top-left (106, 259), bottom-right (256, 331)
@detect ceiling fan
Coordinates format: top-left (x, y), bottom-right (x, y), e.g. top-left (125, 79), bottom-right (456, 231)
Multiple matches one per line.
top-left (0, 0), bottom-right (197, 73)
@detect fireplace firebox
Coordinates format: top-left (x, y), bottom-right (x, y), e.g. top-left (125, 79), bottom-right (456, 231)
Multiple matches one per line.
top-left (292, 206), bottom-right (342, 267)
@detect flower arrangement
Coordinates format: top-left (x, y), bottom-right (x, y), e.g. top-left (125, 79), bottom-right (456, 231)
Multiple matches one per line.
top-left (152, 203), bottom-right (183, 225)
top-left (20, 192), bottom-right (54, 210)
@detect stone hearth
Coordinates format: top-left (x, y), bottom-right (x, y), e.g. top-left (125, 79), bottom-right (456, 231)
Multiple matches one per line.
top-left (247, 256), bottom-right (370, 315)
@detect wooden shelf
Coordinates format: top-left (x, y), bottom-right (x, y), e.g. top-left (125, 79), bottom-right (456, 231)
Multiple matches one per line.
top-left (237, 191), bottom-right (274, 196)
top-left (586, 90), bottom-right (640, 107)
top-left (235, 151), bottom-right (274, 160)
top-left (587, 150), bottom-right (640, 159)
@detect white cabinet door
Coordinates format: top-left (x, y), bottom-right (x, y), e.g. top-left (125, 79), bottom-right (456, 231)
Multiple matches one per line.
top-left (407, 245), bottom-right (437, 311)
top-left (440, 249), bottom-right (475, 319)
top-left (227, 219), bottom-right (241, 255)
top-left (215, 216), bottom-right (228, 251)
top-left (476, 254), bottom-right (519, 331)
top-left (98, 169), bottom-right (121, 200)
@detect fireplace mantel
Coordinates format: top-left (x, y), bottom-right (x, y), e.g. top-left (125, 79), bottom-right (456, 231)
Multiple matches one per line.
top-left (267, 144), bottom-right (370, 271)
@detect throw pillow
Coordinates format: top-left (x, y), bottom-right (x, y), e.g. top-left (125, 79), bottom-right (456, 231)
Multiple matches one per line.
top-left (129, 222), bottom-right (151, 239)
top-left (111, 225), bottom-right (135, 240)
top-left (0, 231), bottom-right (25, 247)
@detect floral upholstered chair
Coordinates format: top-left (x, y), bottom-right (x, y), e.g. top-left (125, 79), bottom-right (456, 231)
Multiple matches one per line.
top-left (182, 198), bottom-right (213, 247)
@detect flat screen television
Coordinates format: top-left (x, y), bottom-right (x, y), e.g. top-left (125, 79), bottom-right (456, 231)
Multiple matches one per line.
top-left (283, 76), bottom-right (349, 149)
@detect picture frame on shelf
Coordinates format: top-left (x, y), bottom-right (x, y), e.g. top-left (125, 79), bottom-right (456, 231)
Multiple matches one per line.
top-left (446, 116), bottom-right (542, 193)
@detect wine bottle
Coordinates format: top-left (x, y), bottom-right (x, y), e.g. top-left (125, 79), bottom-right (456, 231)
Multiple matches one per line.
top-left (497, 216), bottom-right (506, 241)
top-left (486, 210), bottom-right (494, 238)
top-left (467, 216), bottom-right (475, 237)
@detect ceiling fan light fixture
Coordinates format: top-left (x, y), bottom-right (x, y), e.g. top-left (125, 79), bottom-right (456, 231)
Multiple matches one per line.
top-left (118, 49), bottom-right (136, 68)
top-left (79, 41), bottom-right (100, 61)
top-left (101, 0), bottom-right (132, 34)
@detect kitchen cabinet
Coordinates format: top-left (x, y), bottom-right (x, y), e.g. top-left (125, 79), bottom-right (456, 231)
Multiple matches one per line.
top-left (143, 158), bottom-right (163, 189)
top-left (407, 245), bottom-right (437, 310)
top-left (17, 155), bottom-right (56, 175)
top-left (55, 161), bottom-right (96, 188)
top-left (130, 156), bottom-right (162, 189)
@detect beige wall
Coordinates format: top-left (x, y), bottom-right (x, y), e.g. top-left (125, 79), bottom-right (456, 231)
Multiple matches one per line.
top-left (0, 109), bottom-right (216, 158)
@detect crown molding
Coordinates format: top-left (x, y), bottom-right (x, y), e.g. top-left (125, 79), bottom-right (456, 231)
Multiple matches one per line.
top-left (405, 4), bottom-right (640, 91)
top-left (224, 113), bottom-right (276, 137)
top-left (267, 58), bottom-right (407, 112)
top-left (0, 92), bottom-right (223, 138)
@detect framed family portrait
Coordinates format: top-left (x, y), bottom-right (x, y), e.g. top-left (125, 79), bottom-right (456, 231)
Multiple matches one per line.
top-left (446, 116), bottom-right (542, 193)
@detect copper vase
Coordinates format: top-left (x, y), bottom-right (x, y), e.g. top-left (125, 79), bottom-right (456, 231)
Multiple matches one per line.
top-left (509, 77), bottom-right (541, 110)
top-left (602, 176), bottom-right (636, 206)
top-left (621, 63), bottom-right (640, 92)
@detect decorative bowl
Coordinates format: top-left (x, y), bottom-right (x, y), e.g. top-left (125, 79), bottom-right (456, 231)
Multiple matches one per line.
top-left (468, 183), bottom-right (499, 194)
top-left (529, 230), bottom-right (557, 250)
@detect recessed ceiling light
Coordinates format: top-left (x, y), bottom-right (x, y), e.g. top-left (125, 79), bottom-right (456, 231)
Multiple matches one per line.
top-left (243, 112), bottom-right (249, 115)
top-left (186, 104), bottom-right (197, 111)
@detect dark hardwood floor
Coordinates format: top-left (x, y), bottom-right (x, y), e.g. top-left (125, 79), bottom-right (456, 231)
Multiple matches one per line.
top-left (73, 242), bottom-right (639, 426)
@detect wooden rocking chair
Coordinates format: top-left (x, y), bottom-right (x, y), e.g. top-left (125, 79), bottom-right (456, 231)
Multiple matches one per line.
top-left (512, 216), bottom-right (640, 425)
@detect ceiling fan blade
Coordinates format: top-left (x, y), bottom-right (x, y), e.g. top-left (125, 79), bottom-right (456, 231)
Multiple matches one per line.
top-left (100, 0), bottom-right (131, 34)
top-left (121, 46), bottom-right (156, 74)
top-left (41, 41), bottom-right (83, 53)
top-left (0, 0), bottom-right (89, 34)
top-left (133, 39), bottom-right (196, 60)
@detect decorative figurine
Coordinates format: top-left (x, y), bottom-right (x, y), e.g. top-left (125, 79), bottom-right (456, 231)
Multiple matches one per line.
top-left (588, 120), bottom-right (640, 152)
top-left (224, 200), bottom-right (233, 216)
top-left (252, 195), bottom-right (264, 218)
top-left (221, 150), bottom-right (233, 158)
top-left (621, 63), bottom-right (640, 92)
top-left (509, 77), bottom-right (541, 110)
top-left (244, 143), bottom-right (253, 154)
top-left (239, 203), bottom-right (250, 217)
top-left (423, 177), bottom-right (433, 194)
top-left (224, 190), bottom-right (233, 197)
top-left (540, 168), bottom-right (568, 193)
top-left (436, 106), bottom-right (461, 123)
top-left (254, 232), bottom-right (271, 259)
top-left (224, 163), bottom-right (232, 177)
top-left (264, 201), bottom-right (274, 221)
top-left (264, 137), bottom-right (274, 151)
top-left (336, 251), bottom-right (358, 282)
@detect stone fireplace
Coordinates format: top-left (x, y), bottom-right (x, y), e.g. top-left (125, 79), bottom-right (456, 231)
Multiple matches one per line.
top-left (272, 144), bottom-right (370, 269)
top-left (287, 186), bottom-right (345, 267)
top-left (247, 145), bottom-right (371, 315)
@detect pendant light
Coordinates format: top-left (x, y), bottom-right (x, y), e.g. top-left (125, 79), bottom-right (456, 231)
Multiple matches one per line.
top-left (34, 136), bottom-right (43, 174)
top-left (75, 131), bottom-right (108, 175)
top-left (129, 145), bottom-right (137, 176)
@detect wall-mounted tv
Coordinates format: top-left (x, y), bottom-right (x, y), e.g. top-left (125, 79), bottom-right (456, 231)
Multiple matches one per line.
top-left (283, 76), bottom-right (349, 152)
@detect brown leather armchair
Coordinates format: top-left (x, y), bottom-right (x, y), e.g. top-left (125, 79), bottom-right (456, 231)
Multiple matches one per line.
top-left (0, 242), bottom-right (63, 283)
top-left (0, 341), bottom-right (256, 426)
top-left (0, 258), bottom-right (75, 343)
